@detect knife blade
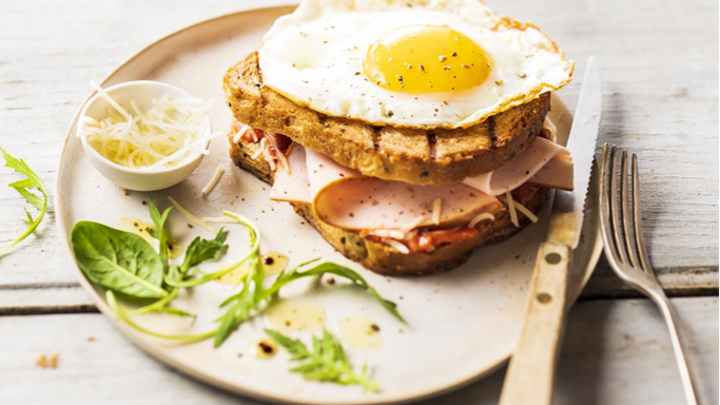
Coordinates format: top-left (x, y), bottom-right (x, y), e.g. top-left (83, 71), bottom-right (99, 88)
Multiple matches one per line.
top-left (547, 56), bottom-right (602, 248)
top-left (499, 57), bottom-right (603, 405)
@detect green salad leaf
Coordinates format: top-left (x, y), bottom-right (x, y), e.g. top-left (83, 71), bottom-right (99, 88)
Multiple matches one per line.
top-left (180, 229), bottom-right (228, 272)
top-left (73, 205), bottom-right (404, 367)
top-left (262, 261), bottom-right (405, 323)
top-left (213, 250), bottom-right (263, 347)
top-left (266, 328), bottom-right (379, 392)
top-left (71, 221), bottom-right (166, 299)
top-left (146, 199), bottom-right (173, 270)
top-left (212, 257), bottom-right (404, 347)
top-left (164, 212), bottom-right (258, 288)
top-left (0, 147), bottom-right (48, 259)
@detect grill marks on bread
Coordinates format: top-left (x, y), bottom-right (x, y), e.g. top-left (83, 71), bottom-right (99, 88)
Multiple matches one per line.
top-left (426, 131), bottom-right (438, 161)
top-left (223, 52), bottom-right (550, 186)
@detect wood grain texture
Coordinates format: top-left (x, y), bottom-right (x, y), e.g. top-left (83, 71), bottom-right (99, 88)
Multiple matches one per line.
top-left (0, 1), bottom-right (716, 295)
top-left (0, 284), bottom-right (96, 315)
top-left (0, 297), bottom-right (715, 405)
top-left (500, 243), bottom-right (570, 405)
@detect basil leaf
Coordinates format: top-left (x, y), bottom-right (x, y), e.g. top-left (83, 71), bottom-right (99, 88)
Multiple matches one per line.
top-left (71, 221), bottom-right (167, 299)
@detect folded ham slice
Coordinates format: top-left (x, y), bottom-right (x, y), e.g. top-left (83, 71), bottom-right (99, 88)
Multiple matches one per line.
top-left (302, 149), bottom-right (502, 230)
top-left (269, 145), bottom-right (312, 204)
top-left (269, 135), bottom-right (573, 231)
top-left (462, 137), bottom-right (573, 196)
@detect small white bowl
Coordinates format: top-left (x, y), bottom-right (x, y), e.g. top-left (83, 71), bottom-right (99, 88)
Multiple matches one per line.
top-left (78, 80), bottom-right (212, 191)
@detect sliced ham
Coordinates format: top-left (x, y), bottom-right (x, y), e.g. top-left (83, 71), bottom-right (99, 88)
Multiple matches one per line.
top-left (288, 147), bottom-right (503, 231)
top-left (269, 145), bottom-right (312, 204)
top-left (313, 175), bottom-right (502, 231)
top-left (462, 137), bottom-right (573, 196)
top-left (265, 126), bottom-right (573, 232)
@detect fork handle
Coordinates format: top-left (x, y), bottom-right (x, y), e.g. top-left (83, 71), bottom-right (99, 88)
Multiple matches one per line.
top-left (499, 242), bottom-right (570, 405)
top-left (647, 289), bottom-right (700, 405)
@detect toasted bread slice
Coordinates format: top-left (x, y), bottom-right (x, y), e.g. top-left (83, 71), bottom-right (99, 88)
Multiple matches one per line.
top-left (224, 52), bottom-right (551, 186)
top-left (229, 134), bottom-right (545, 276)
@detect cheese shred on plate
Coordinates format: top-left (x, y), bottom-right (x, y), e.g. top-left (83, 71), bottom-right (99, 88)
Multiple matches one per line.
top-left (202, 165), bottom-right (225, 196)
top-left (79, 82), bottom-right (220, 170)
top-left (167, 196), bottom-right (218, 234)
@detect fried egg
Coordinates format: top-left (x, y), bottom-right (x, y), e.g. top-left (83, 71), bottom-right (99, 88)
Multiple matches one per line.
top-left (259, 0), bottom-right (573, 129)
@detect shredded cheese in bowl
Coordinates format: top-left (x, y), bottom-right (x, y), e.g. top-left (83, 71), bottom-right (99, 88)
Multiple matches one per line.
top-left (78, 82), bottom-right (219, 171)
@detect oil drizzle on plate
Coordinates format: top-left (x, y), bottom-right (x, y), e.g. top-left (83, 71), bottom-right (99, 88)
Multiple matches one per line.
top-left (119, 217), bottom-right (155, 244)
top-left (119, 217), bottom-right (183, 259)
top-left (264, 299), bottom-right (325, 333)
top-left (217, 251), bottom-right (289, 285)
top-left (252, 338), bottom-right (277, 359)
top-left (339, 314), bottom-right (382, 351)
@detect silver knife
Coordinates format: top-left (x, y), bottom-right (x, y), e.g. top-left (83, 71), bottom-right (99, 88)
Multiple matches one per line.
top-left (499, 56), bottom-right (602, 405)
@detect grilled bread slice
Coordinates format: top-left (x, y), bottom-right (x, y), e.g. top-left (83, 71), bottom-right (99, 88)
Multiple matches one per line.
top-left (229, 135), bottom-right (545, 276)
top-left (224, 52), bottom-right (551, 186)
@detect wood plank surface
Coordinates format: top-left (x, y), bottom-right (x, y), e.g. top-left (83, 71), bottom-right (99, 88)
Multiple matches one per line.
top-left (0, 0), bottom-right (716, 297)
top-left (0, 297), bottom-right (716, 405)
top-left (0, 1), bottom-right (717, 403)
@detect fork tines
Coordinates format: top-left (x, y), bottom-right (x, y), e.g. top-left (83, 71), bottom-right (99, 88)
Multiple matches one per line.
top-left (599, 144), bottom-right (700, 405)
top-left (599, 144), bottom-right (653, 277)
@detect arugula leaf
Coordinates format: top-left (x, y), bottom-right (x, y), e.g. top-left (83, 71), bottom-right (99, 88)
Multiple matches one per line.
top-left (107, 291), bottom-right (214, 341)
top-left (158, 307), bottom-right (195, 318)
top-left (164, 212), bottom-right (259, 288)
top-left (71, 221), bottom-right (167, 298)
top-left (266, 328), bottom-right (379, 392)
top-left (213, 251), bottom-right (263, 347)
top-left (146, 199), bottom-right (173, 270)
top-left (87, 208), bottom-right (403, 358)
top-left (0, 147), bottom-right (48, 259)
top-left (179, 228), bottom-right (228, 272)
top-left (262, 262), bottom-right (405, 323)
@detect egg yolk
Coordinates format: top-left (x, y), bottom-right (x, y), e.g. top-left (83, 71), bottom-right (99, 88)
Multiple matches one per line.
top-left (363, 25), bottom-right (491, 94)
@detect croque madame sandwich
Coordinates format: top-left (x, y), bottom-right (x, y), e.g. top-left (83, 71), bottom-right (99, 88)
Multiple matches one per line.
top-left (223, 0), bottom-right (575, 276)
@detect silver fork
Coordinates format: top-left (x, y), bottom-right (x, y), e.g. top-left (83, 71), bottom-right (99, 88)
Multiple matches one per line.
top-left (599, 144), bottom-right (699, 405)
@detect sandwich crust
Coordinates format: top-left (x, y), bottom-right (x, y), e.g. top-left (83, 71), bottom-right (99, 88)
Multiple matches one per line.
top-left (224, 52), bottom-right (551, 186)
top-left (228, 135), bottom-right (545, 276)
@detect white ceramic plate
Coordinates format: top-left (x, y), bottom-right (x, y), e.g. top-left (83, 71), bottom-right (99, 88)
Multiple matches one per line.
top-left (56, 4), bottom-right (602, 404)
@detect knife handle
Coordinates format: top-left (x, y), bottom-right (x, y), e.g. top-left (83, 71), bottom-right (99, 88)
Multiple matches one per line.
top-left (499, 242), bottom-right (571, 405)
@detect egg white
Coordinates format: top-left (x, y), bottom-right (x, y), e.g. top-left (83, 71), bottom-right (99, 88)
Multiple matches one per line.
top-left (258, 0), bottom-right (573, 129)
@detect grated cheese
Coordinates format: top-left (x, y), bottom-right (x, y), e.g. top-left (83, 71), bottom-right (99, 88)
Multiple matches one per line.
top-left (79, 82), bottom-right (221, 170)
top-left (232, 124), bottom-right (250, 144)
top-left (468, 212), bottom-right (495, 228)
top-left (250, 139), bottom-right (265, 159)
top-left (167, 196), bottom-right (218, 234)
top-left (399, 215), bottom-right (426, 233)
top-left (260, 138), bottom-right (277, 171)
top-left (202, 165), bottom-right (225, 196)
top-left (513, 200), bottom-right (539, 223)
top-left (275, 146), bottom-right (290, 174)
top-left (383, 239), bottom-right (410, 254)
top-left (432, 198), bottom-right (442, 225)
top-left (505, 191), bottom-right (519, 227)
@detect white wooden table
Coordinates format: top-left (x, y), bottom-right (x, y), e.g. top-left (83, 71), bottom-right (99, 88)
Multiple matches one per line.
top-left (0, 0), bottom-right (717, 404)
